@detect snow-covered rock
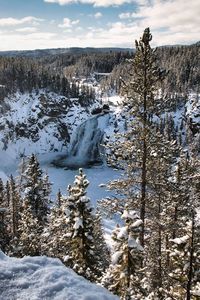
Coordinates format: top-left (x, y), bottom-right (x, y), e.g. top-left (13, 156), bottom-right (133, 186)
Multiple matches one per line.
top-left (0, 90), bottom-right (92, 158)
top-left (0, 251), bottom-right (119, 300)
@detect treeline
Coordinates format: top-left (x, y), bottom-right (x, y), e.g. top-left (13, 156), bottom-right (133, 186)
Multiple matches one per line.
top-left (0, 43), bottom-right (198, 103)
top-left (101, 42), bottom-right (200, 97)
top-left (0, 56), bottom-right (95, 105)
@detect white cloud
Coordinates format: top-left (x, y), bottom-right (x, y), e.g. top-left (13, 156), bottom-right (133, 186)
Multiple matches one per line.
top-left (0, 16), bottom-right (44, 27)
top-left (0, 31), bottom-right (59, 50)
top-left (58, 17), bottom-right (80, 28)
top-left (119, 0), bottom-right (200, 45)
top-left (44, 0), bottom-right (133, 7)
top-left (15, 27), bottom-right (38, 33)
top-left (119, 12), bottom-right (131, 19)
top-left (94, 12), bottom-right (102, 18)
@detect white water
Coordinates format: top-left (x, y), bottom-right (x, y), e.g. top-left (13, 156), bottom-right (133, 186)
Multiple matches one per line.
top-left (56, 113), bottom-right (110, 168)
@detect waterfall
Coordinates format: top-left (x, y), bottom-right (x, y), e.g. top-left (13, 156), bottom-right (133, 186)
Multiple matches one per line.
top-left (58, 114), bottom-right (109, 169)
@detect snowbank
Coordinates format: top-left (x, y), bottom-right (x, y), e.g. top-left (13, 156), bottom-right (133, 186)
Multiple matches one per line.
top-left (0, 251), bottom-right (119, 300)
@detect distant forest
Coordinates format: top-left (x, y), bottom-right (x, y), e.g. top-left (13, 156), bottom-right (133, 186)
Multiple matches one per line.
top-left (0, 42), bottom-right (199, 101)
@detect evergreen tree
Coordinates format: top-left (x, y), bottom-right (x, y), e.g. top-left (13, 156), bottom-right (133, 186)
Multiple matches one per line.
top-left (65, 168), bottom-right (105, 282)
top-left (0, 207), bottom-right (9, 252)
top-left (16, 199), bottom-right (41, 256)
top-left (0, 179), bottom-right (5, 208)
top-left (22, 154), bottom-right (50, 225)
top-left (41, 196), bottom-right (70, 260)
top-left (102, 209), bottom-right (145, 299)
top-left (104, 28), bottom-right (167, 248)
top-left (9, 175), bottom-right (20, 237)
top-left (162, 153), bottom-right (200, 299)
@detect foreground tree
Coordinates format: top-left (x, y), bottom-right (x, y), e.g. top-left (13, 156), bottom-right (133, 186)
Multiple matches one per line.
top-left (105, 28), bottom-right (167, 248)
top-left (22, 154), bottom-right (50, 225)
top-left (16, 199), bottom-right (41, 256)
top-left (102, 208), bottom-right (145, 299)
top-left (65, 168), bottom-right (107, 282)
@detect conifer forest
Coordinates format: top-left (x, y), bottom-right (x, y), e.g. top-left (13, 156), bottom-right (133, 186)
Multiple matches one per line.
top-left (0, 24), bottom-right (199, 300)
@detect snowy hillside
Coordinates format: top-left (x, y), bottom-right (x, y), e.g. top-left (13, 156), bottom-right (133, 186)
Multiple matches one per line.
top-left (0, 91), bottom-right (92, 157)
top-left (0, 251), bottom-right (119, 300)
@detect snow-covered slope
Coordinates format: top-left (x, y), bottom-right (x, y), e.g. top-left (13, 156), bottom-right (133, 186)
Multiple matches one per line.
top-left (0, 251), bottom-right (119, 300)
top-left (0, 91), bottom-right (92, 158)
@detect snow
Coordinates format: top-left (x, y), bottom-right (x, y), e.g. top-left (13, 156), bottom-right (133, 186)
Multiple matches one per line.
top-left (74, 217), bottom-right (83, 229)
top-left (128, 237), bottom-right (143, 251)
top-left (111, 250), bottom-right (122, 265)
top-left (170, 235), bottom-right (189, 245)
top-left (121, 210), bottom-right (139, 220)
top-left (117, 226), bottom-right (127, 239)
top-left (0, 251), bottom-right (119, 300)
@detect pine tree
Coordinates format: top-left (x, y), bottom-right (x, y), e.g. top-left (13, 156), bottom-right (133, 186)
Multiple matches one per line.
top-left (0, 207), bottom-right (9, 252)
top-left (9, 175), bottom-right (20, 237)
top-left (0, 179), bottom-right (5, 208)
top-left (41, 196), bottom-right (70, 260)
top-left (17, 199), bottom-right (41, 256)
top-left (162, 154), bottom-right (200, 299)
top-left (104, 28), bottom-right (167, 248)
top-left (93, 209), bottom-right (110, 276)
top-left (102, 208), bottom-right (145, 299)
top-left (22, 154), bottom-right (50, 225)
top-left (65, 168), bottom-right (105, 282)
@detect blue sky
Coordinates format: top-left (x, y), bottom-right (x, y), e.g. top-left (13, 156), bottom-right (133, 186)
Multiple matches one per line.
top-left (0, 0), bottom-right (199, 50)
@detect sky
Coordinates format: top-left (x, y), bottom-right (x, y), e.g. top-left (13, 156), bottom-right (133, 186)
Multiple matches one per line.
top-left (0, 0), bottom-right (199, 51)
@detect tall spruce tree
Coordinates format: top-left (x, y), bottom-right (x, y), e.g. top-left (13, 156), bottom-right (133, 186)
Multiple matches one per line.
top-left (65, 168), bottom-right (106, 282)
top-left (22, 154), bottom-right (50, 225)
top-left (102, 209), bottom-right (145, 299)
top-left (9, 175), bottom-right (20, 237)
top-left (41, 194), bottom-right (71, 260)
top-left (104, 28), bottom-right (167, 248)
top-left (16, 199), bottom-right (41, 256)
top-left (163, 154), bottom-right (200, 299)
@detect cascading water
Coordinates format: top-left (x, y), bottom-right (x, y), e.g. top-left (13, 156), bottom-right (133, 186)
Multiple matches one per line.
top-left (56, 113), bottom-right (109, 169)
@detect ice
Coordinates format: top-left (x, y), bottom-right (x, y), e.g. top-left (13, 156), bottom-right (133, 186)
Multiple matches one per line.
top-left (0, 251), bottom-right (119, 300)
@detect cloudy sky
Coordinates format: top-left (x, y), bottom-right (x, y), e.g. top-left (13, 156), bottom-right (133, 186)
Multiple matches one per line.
top-left (0, 0), bottom-right (199, 50)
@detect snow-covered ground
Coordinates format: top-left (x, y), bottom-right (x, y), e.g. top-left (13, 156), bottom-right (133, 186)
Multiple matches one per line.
top-left (0, 251), bottom-right (119, 300)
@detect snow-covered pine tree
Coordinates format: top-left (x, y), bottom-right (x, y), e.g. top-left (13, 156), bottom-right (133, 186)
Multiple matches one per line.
top-left (22, 154), bottom-right (50, 225)
top-left (65, 168), bottom-right (105, 282)
top-left (16, 198), bottom-right (41, 257)
top-left (162, 153), bottom-right (200, 299)
top-left (93, 209), bottom-right (110, 275)
top-left (9, 175), bottom-right (21, 237)
top-left (102, 209), bottom-right (145, 300)
top-left (0, 207), bottom-right (9, 252)
top-left (104, 28), bottom-right (167, 248)
top-left (0, 179), bottom-right (10, 252)
top-left (0, 179), bottom-right (5, 208)
top-left (56, 189), bottom-right (62, 207)
top-left (5, 181), bottom-right (10, 207)
top-left (144, 133), bottom-right (180, 299)
top-left (41, 196), bottom-right (71, 260)
top-left (166, 216), bottom-right (199, 300)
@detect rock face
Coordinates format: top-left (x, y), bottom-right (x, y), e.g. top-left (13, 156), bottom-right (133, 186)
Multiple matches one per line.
top-left (0, 251), bottom-right (119, 300)
top-left (0, 91), bottom-right (91, 157)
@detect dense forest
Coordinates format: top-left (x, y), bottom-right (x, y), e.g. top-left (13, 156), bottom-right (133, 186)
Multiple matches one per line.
top-left (0, 42), bottom-right (199, 101)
